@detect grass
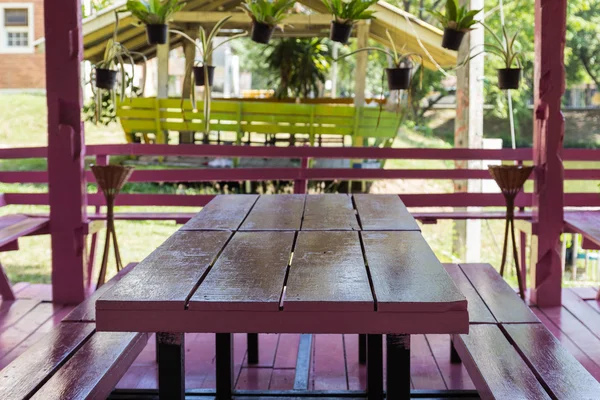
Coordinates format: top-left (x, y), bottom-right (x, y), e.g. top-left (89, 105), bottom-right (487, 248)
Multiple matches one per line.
top-left (0, 94), bottom-right (597, 288)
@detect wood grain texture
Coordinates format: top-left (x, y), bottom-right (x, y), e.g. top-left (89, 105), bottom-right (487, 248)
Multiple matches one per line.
top-left (504, 324), bottom-right (600, 400)
top-left (458, 263), bottom-right (540, 323)
top-left (443, 264), bottom-right (495, 324)
top-left (97, 231), bottom-right (231, 310)
top-left (240, 195), bottom-right (305, 231)
top-left (0, 323), bottom-right (95, 400)
top-left (0, 299), bottom-right (41, 331)
top-left (188, 231), bottom-right (295, 311)
top-left (353, 194), bottom-right (419, 231)
top-left (63, 263), bottom-right (137, 322)
top-left (284, 231), bottom-right (373, 312)
top-left (0, 215), bottom-right (48, 247)
top-left (564, 211), bottom-right (600, 248)
top-left (453, 324), bottom-right (551, 400)
top-left (30, 332), bottom-right (148, 400)
top-left (301, 194), bottom-right (360, 231)
top-left (361, 231), bottom-right (467, 313)
top-left (180, 194), bottom-right (258, 230)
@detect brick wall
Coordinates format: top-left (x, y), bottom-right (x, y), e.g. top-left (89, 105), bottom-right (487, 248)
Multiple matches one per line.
top-left (0, 0), bottom-right (45, 89)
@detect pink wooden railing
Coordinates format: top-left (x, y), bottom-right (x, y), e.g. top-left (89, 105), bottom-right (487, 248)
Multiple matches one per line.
top-left (1, 144), bottom-right (599, 210)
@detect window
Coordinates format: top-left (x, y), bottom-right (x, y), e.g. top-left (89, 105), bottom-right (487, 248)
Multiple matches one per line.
top-left (0, 4), bottom-right (34, 53)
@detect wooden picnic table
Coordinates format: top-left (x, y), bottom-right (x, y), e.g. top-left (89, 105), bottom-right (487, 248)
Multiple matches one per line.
top-left (96, 194), bottom-right (469, 400)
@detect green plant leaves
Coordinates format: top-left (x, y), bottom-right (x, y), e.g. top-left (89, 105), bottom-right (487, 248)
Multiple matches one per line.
top-left (322, 0), bottom-right (378, 24)
top-left (239, 0), bottom-right (295, 26)
top-left (125, 0), bottom-right (185, 24)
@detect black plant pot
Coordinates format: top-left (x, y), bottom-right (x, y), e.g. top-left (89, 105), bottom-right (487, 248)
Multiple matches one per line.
top-left (386, 68), bottom-right (411, 90)
top-left (441, 28), bottom-right (466, 51)
top-left (329, 21), bottom-right (353, 44)
top-left (497, 68), bottom-right (522, 90)
top-left (95, 68), bottom-right (117, 90)
top-left (251, 21), bottom-right (274, 44)
top-left (193, 65), bottom-right (215, 86)
top-left (146, 24), bottom-right (168, 45)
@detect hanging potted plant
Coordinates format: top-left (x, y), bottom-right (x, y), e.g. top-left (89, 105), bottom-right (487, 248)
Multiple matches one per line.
top-left (125, 0), bottom-right (186, 45)
top-left (337, 30), bottom-right (423, 91)
top-left (174, 16), bottom-right (247, 135)
top-left (239, 0), bottom-right (295, 44)
top-left (429, 0), bottom-right (481, 51)
top-left (321, 0), bottom-right (377, 45)
top-left (90, 13), bottom-right (147, 123)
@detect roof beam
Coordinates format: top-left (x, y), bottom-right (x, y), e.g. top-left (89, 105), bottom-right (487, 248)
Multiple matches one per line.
top-left (172, 11), bottom-right (331, 26)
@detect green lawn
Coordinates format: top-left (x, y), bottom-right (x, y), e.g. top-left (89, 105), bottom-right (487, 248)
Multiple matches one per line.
top-left (0, 94), bottom-right (597, 288)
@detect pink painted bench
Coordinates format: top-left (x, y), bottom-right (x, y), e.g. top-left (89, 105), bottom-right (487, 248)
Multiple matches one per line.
top-left (0, 214), bottom-right (49, 301)
top-left (446, 263), bottom-right (600, 399)
top-left (0, 263), bottom-right (148, 400)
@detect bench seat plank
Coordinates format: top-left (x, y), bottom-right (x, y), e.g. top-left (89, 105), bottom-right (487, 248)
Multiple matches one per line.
top-left (503, 324), bottom-right (600, 400)
top-left (361, 231), bottom-right (467, 313)
top-left (64, 263), bottom-right (138, 322)
top-left (453, 324), bottom-right (551, 400)
top-left (240, 194), bottom-right (305, 231)
top-left (180, 195), bottom-right (258, 230)
top-left (30, 331), bottom-right (148, 400)
top-left (188, 231), bottom-right (295, 311)
top-left (0, 323), bottom-right (96, 399)
top-left (459, 263), bottom-right (539, 324)
top-left (97, 232), bottom-right (231, 311)
top-left (0, 215), bottom-right (48, 248)
top-left (353, 194), bottom-right (419, 231)
top-left (284, 231), bottom-right (373, 312)
top-left (443, 264), bottom-right (495, 324)
top-left (564, 211), bottom-right (600, 249)
top-left (302, 194), bottom-right (359, 231)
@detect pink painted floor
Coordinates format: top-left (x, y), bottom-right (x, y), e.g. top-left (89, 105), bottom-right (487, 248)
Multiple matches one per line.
top-left (0, 283), bottom-right (599, 391)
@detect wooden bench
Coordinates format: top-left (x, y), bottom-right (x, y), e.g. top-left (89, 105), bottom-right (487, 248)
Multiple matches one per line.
top-left (0, 214), bottom-right (49, 300)
top-left (445, 263), bottom-right (600, 399)
top-left (0, 263), bottom-right (148, 400)
top-left (116, 98), bottom-right (401, 146)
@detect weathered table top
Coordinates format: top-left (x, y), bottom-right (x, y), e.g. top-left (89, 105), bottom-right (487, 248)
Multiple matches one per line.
top-left (564, 211), bottom-right (600, 249)
top-left (96, 194), bottom-right (468, 334)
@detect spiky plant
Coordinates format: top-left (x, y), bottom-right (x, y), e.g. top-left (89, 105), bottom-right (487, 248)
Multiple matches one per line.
top-left (239, 0), bottom-right (296, 27)
top-left (429, 0), bottom-right (481, 31)
top-left (125, 0), bottom-right (186, 25)
top-left (322, 0), bottom-right (377, 25)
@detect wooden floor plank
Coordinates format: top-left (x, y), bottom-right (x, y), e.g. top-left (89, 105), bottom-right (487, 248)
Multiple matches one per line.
top-left (240, 195), bottom-right (305, 231)
top-left (504, 323), bottom-right (600, 399)
top-left (568, 287), bottom-right (599, 301)
top-left (311, 334), bottom-right (347, 391)
top-left (561, 288), bottom-right (600, 340)
top-left (343, 334), bottom-right (366, 391)
top-left (98, 231), bottom-right (231, 311)
top-left (189, 231), bottom-right (295, 311)
top-left (243, 334), bottom-right (279, 368)
top-left (15, 284), bottom-right (52, 301)
top-left (362, 231), bottom-right (467, 313)
top-left (236, 367), bottom-right (274, 390)
top-left (353, 194), bottom-right (420, 231)
top-left (269, 368), bottom-right (295, 390)
top-left (409, 335), bottom-right (446, 390)
top-left (0, 299), bottom-right (41, 332)
top-left (273, 334), bottom-right (299, 369)
top-left (179, 194), bottom-right (258, 230)
top-left (302, 194), bottom-right (359, 231)
top-left (587, 299), bottom-right (600, 314)
top-left (425, 334), bottom-right (474, 390)
top-left (459, 263), bottom-right (539, 323)
top-left (532, 308), bottom-right (600, 381)
top-left (284, 231), bottom-right (373, 312)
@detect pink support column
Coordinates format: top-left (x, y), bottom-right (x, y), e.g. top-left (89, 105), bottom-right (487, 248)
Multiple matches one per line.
top-left (530, 0), bottom-right (567, 306)
top-left (45, 0), bottom-right (87, 304)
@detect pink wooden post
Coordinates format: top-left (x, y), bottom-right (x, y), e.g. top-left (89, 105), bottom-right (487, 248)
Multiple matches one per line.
top-left (45, 0), bottom-right (87, 304)
top-left (294, 157), bottom-right (309, 194)
top-left (530, 0), bottom-right (567, 306)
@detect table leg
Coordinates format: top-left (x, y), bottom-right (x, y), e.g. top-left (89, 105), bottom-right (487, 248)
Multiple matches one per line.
top-left (450, 337), bottom-right (461, 364)
top-left (157, 332), bottom-right (185, 400)
top-left (366, 334), bottom-right (383, 400)
top-left (247, 333), bottom-right (259, 364)
top-left (386, 334), bottom-right (410, 400)
top-left (358, 334), bottom-right (367, 365)
top-left (216, 333), bottom-right (233, 400)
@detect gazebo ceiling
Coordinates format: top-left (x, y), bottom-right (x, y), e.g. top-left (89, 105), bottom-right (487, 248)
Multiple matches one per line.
top-left (82, 0), bottom-right (456, 70)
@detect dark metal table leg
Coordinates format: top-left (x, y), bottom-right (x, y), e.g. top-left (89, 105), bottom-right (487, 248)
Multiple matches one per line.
top-left (157, 332), bottom-right (185, 400)
top-left (367, 334), bottom-right (383, 400)
top-left (386, 334), bottom-right (410, 400)
top-left (247, 333), bottom-right (259, 364)
top-left (450, 338), bottom-right (462, 364)
top-left (359, 334), bottom-right (367, 365)
top-left (216, 333), bottom-right (233, 400)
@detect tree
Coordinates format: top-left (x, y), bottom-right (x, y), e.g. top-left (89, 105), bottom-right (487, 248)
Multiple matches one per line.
top-left (567, 0), bottom-right (600, 88)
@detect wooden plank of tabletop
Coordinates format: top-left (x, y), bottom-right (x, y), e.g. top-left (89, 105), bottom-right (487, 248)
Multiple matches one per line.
top-left (240, 194), bottom-right (305, 231)
top-left (97, 231), bottom-right (232, 311)
top-left (180, 194), bottom-right (258, 230)
top-left (353, 194), bottom-right (420, 231)
top-left (443, 264), bottom-right (495, 324)
top-left (302, 194), bottom-right (360, 231)
top-left (188, 231), bottom-right (295, 311)
top-left (284, 231), bottom-right (374, 312)
top-left (458, 263), bottom-right (539, 324)
top-left (361, 231), bottom-right (467, 313)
